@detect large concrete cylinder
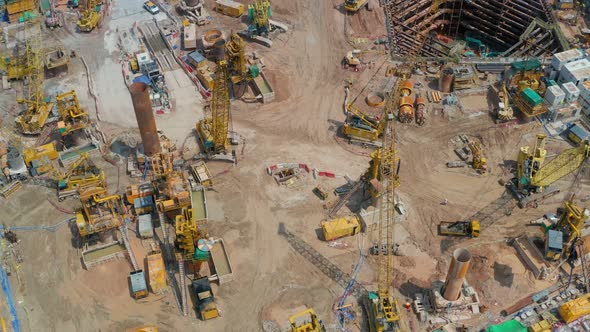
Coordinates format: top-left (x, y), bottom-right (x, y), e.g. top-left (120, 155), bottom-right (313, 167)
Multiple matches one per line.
top-left (439, 67), bottom-right (454, 93)
top-left (442, 248), bottom-right (472, 301)
top-left (129, 82), bottom-right (161, 156)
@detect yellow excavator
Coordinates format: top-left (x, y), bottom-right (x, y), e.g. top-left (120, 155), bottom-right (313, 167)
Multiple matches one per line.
top-left (544, 196), bottom-right (589, 261)
top-left (288, 308), bottom-right (326, 332)
top-left (497, 83), bottom-right (514, 122)
top-left (77, 0), bottom-right (102, 32)
top-left (468, 141), bottom-right (487, 173)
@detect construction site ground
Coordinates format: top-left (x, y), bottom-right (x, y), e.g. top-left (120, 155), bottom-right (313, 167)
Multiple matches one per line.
top-left (1, 0), bottom-right (590, 331)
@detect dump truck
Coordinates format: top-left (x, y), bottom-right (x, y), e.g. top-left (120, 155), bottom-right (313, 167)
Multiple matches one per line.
top-left (438, 220), bottom-right (480, 237)
top-left (192, 277), bottom-right (219, 320)
top-left (321, 215), bottom-right (361, 241)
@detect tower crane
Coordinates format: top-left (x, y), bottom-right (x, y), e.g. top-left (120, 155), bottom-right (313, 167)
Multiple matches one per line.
top-left (15, 21), bottom-right (54, 135)
top-left (196, 60), bottom-right (233, 160)
top-left (366, 77), bottom-right (402, 332)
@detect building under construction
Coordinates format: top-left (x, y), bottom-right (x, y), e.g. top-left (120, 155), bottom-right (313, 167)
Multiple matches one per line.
top-left (382, 0), bottom-right (569, 58)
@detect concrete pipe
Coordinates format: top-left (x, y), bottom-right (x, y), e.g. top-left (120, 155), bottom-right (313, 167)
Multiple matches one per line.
top-left (439, 67), bottom-right (454, 93)
top-left (442, 248), bottom-right (472, 301)
top-left (129, 82), bottom-right (161, 156)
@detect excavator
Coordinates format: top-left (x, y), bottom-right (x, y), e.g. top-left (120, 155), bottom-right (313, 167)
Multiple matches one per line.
top-left (288, 308), bottom-right (326, 332)
top-left (55, 90), bottom-right (90, 137)
top-left (365, 70), bottom-right (403, 332)
top-left (544, 196), bottom-right (589, 261)
top-left (15, 21), bottom-right (53, 135)
top-left (496, 83), bottom-right (514, 122)
top-left (196, 60), bottom-right (235, 161)
top-left (77, 0), bottom-right (102, 32)
top-left (468, 141), bottom-right (487, 173)
top-left (75, 186), bottom-right (124, 237)
top-left (509, 134), bottom-right (590, 207)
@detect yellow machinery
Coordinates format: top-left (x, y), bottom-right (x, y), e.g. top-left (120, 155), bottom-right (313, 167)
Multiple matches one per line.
top-left (47, 153), bottom-right (106, 201)
top-left (544, 196), bottom-right (589, 261)
top-left (248, 0), bottom-right (271, 35)
top-left (559, 293), bottom-right (590, 324)
top-left (155, 172), bottom-right (191, 213)
top-left (55, 90), bottom-right (89, 136)
top-left (77, 0), bottom-right (102, 32)
top-left (75, 186), bottom-right (124, 237)
top-left (288, 308), bottom-right (326, 332)
top-left (175, 207), bottom-right (207, 259)
top-left (367, 147), bottom-right (400, 199)
top-left (366, 82), bottom-right (402, 332)
top-left (517, 139), bottom-right (590, 194)
top-left (126, 325), bottom-right (158, 332)
top-left (397, 80), bottom-right (414, 123)
top-left (225, 32), bottom-right (248, 83)
top-left (15, 21), bottom-right (54, 135)
top-left (0, 55), bottom-right (29, 80)
top-left (497, 83), bottom-right (514, 121)
top-left (23, 142), bottom-right (59, 175)
top-left (468, 141), bottom-right (487, 173)
top-left (321, 215), bottom-right (361, 241)
top-left (344, 0), bottom-right (370, 12)
top-left (196, 60), bottom-right (231, 156)
top-left (343, 103), bottom-right (386, 144)
top-left (438, 220), bottom-right (480, 237)
top-left (515, 134), bottom-right (547, 193)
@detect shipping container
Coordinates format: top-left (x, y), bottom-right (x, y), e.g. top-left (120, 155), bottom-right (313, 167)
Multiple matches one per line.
top-left (521, 88), bottom-right (543, 107)
top-left (138, 214), bottom-right (154, 238)
top-left (215, 0), bottom-right (245, 17)
top-left (129, 270), bottom-right (148, 299)
top-left (321, 215), bottom-right (361, 241)
top-left (146, 251), bottom-right (167, 294)
top-left (568, 124), bottom-right (590, 144)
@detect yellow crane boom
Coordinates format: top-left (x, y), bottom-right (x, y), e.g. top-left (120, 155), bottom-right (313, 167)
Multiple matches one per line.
top-left (532, 142), bottom-right (590, 189)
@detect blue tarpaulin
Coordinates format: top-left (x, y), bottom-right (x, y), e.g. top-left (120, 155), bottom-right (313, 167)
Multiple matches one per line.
top-left (133, 75), bottom-right (150, 85)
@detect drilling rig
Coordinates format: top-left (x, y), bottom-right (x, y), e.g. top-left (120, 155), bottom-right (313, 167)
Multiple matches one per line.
top-left (55, 90), bottom-right (90, 137)
top-left (77, 0), bottom-right (102, 32)
top-left (238, 0), bottom-right (288, 47)
top-left (15, 21), bottom-right (54, 135)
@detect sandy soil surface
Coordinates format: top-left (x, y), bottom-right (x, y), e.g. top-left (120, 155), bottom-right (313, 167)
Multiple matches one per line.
top-left (1, 0), bottom-right (589, 331)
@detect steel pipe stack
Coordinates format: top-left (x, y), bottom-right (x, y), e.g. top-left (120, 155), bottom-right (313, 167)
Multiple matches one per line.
top-left (442, 248), bottom-right (472, 301)
top-left (129, 82), bottom-right (161, 156)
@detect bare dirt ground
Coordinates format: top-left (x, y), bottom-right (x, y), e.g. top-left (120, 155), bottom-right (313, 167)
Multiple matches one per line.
top-left (1, 0), bottom-right (590, 331)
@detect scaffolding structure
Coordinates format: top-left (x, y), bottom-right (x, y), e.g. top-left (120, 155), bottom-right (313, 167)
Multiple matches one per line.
top-left (381, 0), bottom-right (566, 58)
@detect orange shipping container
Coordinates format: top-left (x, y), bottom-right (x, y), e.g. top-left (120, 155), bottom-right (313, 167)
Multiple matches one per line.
top-left (7, 0), bottom-right (35, 14)
top-left (147, 251), bottom-right (167, 294)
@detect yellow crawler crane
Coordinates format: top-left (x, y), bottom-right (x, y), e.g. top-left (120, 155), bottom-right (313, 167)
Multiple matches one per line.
top-left (196, 60), bottom-right (231, 156)
top-left (366, 83), bottom-right (402, 332)
top-left (75, 186), bottom-right (124, 237)
top-left (77, 0), bottom-right (102, 32)
top-left (288, 308), bottom-right (326, 332)
top-left (15, 21), bottom-right (54, 135)
top-left (529, 142), bottom-right (590, 191)
top-left (56, 90), bottom-right (89, 136)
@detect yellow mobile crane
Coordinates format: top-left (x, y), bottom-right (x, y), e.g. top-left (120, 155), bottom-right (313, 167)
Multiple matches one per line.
top-left (15, 21), bottom-right (54, 135)
top-left (366, 82), bottom-right (402, 332)
top-left (77, 0), bottom-right (102, 32)
top-left (196, 60), bottom-right (233, 160)
top-left (544, 196), bottom-right (589, 261)
top-left (56, 90), bottom-right (90, 136)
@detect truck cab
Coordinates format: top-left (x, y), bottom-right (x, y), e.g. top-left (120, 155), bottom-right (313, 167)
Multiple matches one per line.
top-left (192, 277), bottom-right (219, 320)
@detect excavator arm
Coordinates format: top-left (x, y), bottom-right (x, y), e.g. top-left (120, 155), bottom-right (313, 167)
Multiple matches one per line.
top-left (532, 142), bottom-right (590, 188)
